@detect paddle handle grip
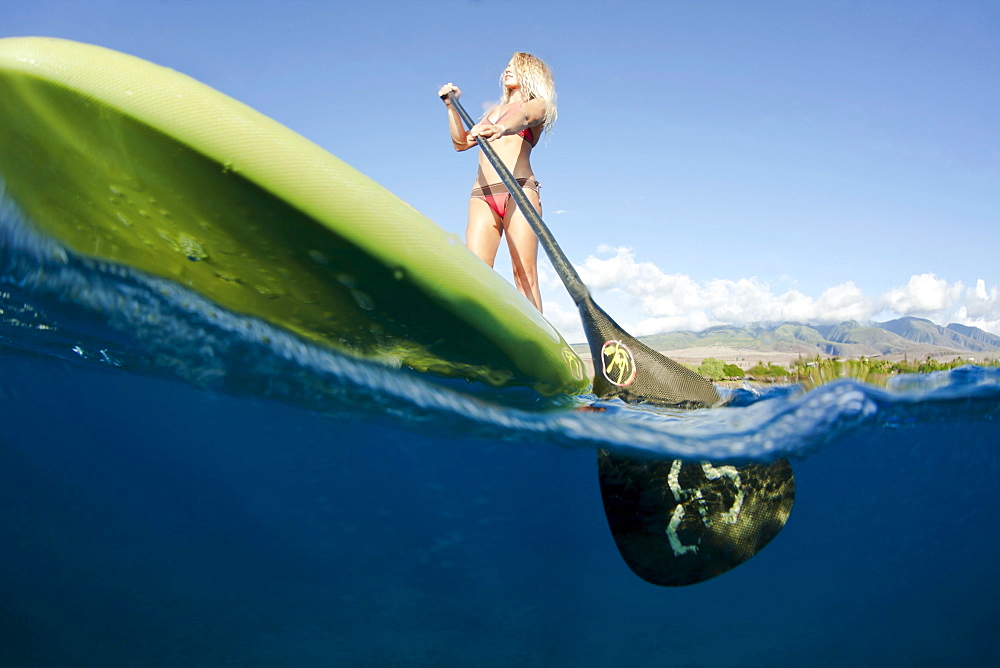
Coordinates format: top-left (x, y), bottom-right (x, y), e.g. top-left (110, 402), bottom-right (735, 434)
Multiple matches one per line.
top-left (446, 93), bottom-right (591, 306)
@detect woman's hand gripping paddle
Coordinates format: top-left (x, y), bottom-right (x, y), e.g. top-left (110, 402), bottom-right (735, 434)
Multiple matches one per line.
top-left (445, 93), bottom-right (794, 586)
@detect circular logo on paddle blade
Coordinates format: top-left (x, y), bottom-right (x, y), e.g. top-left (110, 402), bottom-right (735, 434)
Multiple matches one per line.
top-left (601, 340), bottom-right (637, 387)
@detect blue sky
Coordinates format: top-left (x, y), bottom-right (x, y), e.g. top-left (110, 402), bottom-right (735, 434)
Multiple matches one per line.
top-left (7, 0), bottom-right (999, 342)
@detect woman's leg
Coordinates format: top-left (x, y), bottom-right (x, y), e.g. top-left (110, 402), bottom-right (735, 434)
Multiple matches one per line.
top-left (465, 198), bottom-right (504, 267)
top-left (503, 189), bottom-right (543, 312)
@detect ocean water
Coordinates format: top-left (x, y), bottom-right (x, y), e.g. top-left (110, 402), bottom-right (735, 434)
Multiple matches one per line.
top-left (2, 209), bottom-right (999, 666)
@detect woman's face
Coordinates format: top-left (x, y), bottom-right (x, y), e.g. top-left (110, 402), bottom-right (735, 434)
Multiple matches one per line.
top-left (502, 60), bottom-right (519, 90)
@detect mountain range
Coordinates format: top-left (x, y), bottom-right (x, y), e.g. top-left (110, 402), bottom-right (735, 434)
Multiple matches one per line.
top-left (635, 317), bottom-right (1000, 359)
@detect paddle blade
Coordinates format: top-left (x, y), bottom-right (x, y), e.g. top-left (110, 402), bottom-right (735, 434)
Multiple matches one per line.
top-left (578, 297), bottom-right (795, 585)
top-left (598, 452), bottom-right (795, 586)
top-left (579, 296), bottom-right (719, 407)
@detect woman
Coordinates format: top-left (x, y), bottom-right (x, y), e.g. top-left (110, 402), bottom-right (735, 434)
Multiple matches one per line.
top-left (438, 52), bottom-right (557, 312)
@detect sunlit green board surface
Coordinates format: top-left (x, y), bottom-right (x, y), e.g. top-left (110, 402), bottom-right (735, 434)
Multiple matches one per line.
top-left (0, 37), bottom-right (587, 395)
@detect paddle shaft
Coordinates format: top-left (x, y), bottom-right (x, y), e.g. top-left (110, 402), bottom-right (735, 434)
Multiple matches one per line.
top-left (445, 94), bottom-right (589, 306)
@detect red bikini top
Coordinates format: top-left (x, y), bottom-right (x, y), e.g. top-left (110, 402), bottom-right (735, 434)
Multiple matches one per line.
top-left (517, 125), bottom-right (541, 146)
top-left (491, 108), bottom-right (541, 147)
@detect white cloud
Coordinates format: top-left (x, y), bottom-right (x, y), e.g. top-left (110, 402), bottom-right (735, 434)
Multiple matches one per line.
top-left (952, 278), bottom-right (1000, 335)
top-left (879, 273), bottom-right (964, 316)
top-left (541, 247), bottom-right (1000, 339)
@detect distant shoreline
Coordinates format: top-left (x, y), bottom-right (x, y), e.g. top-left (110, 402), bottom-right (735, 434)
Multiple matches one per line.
top-left (573, 345), bottom-right (1000, 380)
top-left (656, 346), bottom-right (999, 368)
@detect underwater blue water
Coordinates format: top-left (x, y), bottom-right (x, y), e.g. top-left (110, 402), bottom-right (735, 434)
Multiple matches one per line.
top-left (2, 208), bottom-right (999, 666)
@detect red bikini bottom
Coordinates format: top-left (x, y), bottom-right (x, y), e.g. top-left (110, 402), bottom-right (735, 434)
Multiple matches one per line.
top-left (470, 178), bottom-right (540, 219)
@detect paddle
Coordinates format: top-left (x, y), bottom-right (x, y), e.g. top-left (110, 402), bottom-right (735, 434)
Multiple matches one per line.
top-left (445, 92), bottom-right (794, 586)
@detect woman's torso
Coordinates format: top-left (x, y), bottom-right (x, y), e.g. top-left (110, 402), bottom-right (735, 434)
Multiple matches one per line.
top-left (472, 103), bottom-right (542, 187)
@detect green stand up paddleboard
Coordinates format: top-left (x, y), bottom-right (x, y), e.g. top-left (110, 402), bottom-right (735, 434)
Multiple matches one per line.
top-left (0, 37), bottom-right (588, 396)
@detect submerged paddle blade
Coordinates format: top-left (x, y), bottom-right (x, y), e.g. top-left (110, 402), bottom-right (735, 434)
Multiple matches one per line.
top-left (580, 296), bottom-right (796, 586)
top-left (598, 451), bottom-right (795, 586)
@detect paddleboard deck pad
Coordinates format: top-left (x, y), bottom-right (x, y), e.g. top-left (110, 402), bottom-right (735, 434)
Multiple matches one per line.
top-left (0, 37), bottom-right (587, 395)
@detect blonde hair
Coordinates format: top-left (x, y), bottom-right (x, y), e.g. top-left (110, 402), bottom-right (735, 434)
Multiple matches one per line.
top-left (499, 52), bottom-right (557, 135)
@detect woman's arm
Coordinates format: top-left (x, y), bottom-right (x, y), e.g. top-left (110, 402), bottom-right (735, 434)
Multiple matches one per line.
top-left (471, 99), bottom-right (547, 142)
top-left (438, 83), bottom-right (477, 151)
